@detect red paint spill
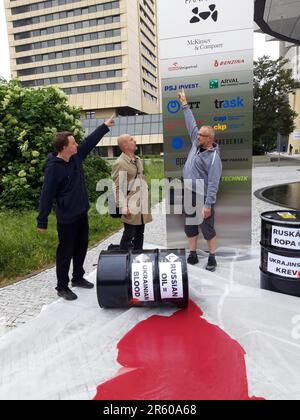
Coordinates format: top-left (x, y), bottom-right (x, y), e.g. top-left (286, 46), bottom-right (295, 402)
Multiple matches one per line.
top-left (94, 301), bottom-right (264, 400)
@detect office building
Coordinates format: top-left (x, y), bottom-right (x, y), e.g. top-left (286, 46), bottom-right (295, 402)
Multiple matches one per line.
top-left (4, 0), bottom-right (163, 154)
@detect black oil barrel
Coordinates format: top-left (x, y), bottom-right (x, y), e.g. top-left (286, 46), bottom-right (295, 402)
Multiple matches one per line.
top-left (260, 211), bottom-right (300, 297)
top-left (97, 248), bottom-right (189, 308)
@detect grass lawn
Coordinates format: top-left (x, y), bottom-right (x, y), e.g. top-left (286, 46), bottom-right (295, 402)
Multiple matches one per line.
top-left (0, 207), bottom-right (122, 288)
top-left (0, 159), bottom-right (164, 287)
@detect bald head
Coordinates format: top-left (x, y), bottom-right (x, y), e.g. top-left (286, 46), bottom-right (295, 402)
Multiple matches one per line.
top-left (201, 126), bottom-right (215, 139)
top-left (118, 134), bottom-right (137, 154)
top-left (118, 134), bottom-right (130, 151)
top-left (198, 125), bottom-right (216, 149)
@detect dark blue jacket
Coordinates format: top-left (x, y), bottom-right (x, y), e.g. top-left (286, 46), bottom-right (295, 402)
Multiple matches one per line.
top-left (37, 124), bottom-right (109, 229)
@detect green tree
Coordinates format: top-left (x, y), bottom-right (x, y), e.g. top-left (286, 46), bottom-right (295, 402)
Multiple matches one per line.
top-left (254, 56), bottom-right (299, 155)
top-left (0, 80), bottom-right (86, 209)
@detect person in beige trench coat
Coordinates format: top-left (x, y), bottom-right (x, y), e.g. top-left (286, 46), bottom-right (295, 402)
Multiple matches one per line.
top-left (112, 134), bottom-right (152, 250)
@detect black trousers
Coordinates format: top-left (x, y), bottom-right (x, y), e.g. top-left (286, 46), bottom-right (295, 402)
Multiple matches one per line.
top-left (56, 214), bottom-right (89, 291)
top-left (120, 223), bottom-right (145, 251)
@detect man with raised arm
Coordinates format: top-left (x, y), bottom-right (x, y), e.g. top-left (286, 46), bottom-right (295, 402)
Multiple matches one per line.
top-left (37, 116), bottom-right (115, 301)
top-left (178, 89), bottom-right (222, 271)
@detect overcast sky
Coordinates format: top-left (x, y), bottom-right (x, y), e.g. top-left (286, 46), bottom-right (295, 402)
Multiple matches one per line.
top-left (0, 0), bottom-right (279, 81)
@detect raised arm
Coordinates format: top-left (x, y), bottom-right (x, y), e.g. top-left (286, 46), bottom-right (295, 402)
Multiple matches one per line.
top-left (178, 89), bottom-right (198, 146)
top-left (77, 115), bottom-right (115, 161)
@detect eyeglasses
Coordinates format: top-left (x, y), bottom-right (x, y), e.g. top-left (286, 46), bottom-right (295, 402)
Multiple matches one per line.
top-left (199, 134), bottom-right (211, 138)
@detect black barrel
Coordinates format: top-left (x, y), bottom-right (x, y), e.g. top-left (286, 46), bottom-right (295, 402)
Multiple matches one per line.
top-left (97, 248), bottom-right (189, 308)
top-left (260, 211), bottom-right (300, 297)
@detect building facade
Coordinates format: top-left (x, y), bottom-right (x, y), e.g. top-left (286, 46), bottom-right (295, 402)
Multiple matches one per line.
top-left (4, 0), bottom-right (161, 121)
top-left (85, 113), bottom-right (163, 157)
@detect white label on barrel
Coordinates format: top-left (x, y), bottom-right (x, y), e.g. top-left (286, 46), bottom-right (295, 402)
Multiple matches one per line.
top-left (131, 263), bottom-right (155, 302)
top-left (271, 226), bottom-right (300, 250)
top-left (267, 252), bottom-right (300, 279)
top-left (159, 262), bottom-right (184, 299)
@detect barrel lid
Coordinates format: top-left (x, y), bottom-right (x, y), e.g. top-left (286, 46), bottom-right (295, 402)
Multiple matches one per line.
top-left (261, 210), bottom-right (300, 225)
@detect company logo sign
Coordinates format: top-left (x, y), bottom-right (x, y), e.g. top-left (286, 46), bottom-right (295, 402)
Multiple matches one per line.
top-left (210, 78), bottom-right (249, 88)
top-left (213, 115), bottom-right (245, 123)
top-left (168, 62), bottom-right (198, 72)
top-left (167, 100), bottom-right (181, 114)
top-left (172, 137), bottom-right (185, 150)
top-left (190, 4), bottom-right (218, 24)
top-left (164, 83), bottom-right (200, 92)
top-left (209, 79), bottom-right (219, 89)
top-left (214, 96), bottom-right (244, 109)
top-left (189, 101), bottom-right (201, 110)
top-left (214, 59), bottom-right (245, 68)
top-left (213, 123), bottom-right (227, 132)
top-left (212, 116), bottom-right (245, 131)
top-left (167, 100), bottom-right (201, 114)
top-left (172, 157), bottom-right (187, 168)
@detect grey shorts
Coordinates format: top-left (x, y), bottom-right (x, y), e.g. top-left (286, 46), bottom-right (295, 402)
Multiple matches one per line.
top-left (184, 193), bottom-right (216, 240)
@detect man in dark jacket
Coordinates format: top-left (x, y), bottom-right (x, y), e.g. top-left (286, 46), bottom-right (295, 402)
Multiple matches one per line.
top-left (37, 116), bottom-right (115, 301)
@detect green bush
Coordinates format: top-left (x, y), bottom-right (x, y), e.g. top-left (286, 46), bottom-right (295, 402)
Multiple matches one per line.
top-left (0, 79), bottom-right (85, 210)
top-left (84, 156), bottom-right (111, 203)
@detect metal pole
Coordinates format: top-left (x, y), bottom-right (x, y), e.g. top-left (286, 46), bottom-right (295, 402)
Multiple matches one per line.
top-left (278, 133), bottom-right (281, 167)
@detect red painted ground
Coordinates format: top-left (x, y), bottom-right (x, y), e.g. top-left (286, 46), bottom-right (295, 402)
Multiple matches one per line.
top-left (94, 301), bottom-right (264, 400)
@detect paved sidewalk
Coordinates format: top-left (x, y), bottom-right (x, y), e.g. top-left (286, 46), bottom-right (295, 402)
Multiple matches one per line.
top-left (0, 202), bottom-right (166, 333)
top-left (0, 164), bottom-right (299, 334)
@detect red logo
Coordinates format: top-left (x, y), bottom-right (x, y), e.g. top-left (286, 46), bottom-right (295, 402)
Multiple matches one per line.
top-left (169, 62), bottom-right (180, 71)
top-left (214, 59), bottom-right (245, 68)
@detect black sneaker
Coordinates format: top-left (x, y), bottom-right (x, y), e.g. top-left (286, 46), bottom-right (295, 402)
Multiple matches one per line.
top-left (57, 288), bottom-right (78, 301)
top-left (206, 257), bottom-right (217, 272)
top-left (187, 253), bottom-right (199, 265)
top-left (71, 278), bottom-right (94, 289)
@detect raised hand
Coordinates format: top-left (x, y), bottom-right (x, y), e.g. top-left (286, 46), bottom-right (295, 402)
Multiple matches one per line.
top-left (178, 89), bottom-right (188, 106)
top-left (105, 114), bottom-right (115, 128)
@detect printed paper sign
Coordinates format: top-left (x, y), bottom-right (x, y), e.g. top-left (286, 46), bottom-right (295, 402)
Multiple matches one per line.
top-left (272, 226), bottom-right (300, 250)
top-left (132, 263), bottom-right (155, 302)
top-left (267, 252), bottom-right (300, 279)
top-left (159, 262), bottom-right (184, 299)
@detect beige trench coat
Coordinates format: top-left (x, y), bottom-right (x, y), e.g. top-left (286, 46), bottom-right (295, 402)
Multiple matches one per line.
top-left (111, 153), bottom-right (152, 226)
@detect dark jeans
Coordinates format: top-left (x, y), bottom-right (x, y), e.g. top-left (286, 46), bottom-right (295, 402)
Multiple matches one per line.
top-left (120, 224), bottom-right (145, 251)
top-left (56, 214), bottom-right (89, 291)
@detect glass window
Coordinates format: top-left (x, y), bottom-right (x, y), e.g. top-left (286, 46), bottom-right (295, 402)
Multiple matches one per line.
top-left (143, 124), bottom-right (151, 134)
